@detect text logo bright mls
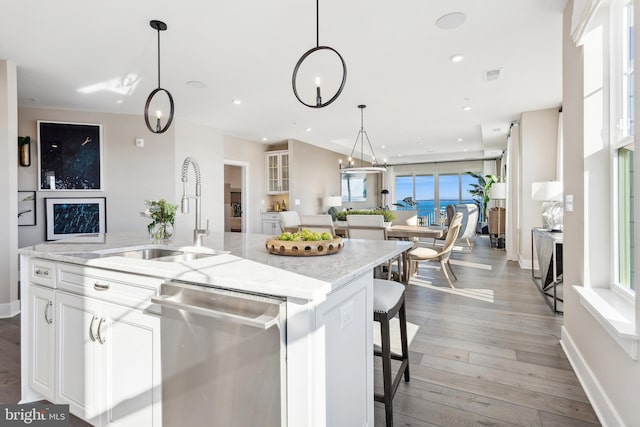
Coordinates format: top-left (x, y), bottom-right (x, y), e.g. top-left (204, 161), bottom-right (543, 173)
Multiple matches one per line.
top-left (0, 404), bottom-right (68, 426)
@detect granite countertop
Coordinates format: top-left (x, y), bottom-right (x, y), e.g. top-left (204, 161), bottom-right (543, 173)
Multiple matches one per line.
top-left (19, 232), bottom-right (411, 301)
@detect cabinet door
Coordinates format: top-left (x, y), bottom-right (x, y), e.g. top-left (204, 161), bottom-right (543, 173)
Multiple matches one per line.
top-left (280, 153), bottom-right (289, 192)
top-left (56, 292), bottom-right (101, 425)
top-left (28, 285), bottom-right (55, 400)
top-left (101, 301), bottom-right (161, 427)
top-left (267, 153), bottom-right (280, 193)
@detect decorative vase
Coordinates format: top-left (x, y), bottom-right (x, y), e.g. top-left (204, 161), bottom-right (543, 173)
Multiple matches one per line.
top-left (19, 141), bottom-right (30, 167)
top-left (150, 221), bottom-right (174, 242)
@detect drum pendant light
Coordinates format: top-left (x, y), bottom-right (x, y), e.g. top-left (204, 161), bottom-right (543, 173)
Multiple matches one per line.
top-left (292, 0), bottom-right (347, 108)
top-left (144, 20), bottom-right (175, 134)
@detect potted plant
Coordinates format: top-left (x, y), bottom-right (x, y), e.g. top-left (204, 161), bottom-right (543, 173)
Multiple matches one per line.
top-left (465, 172), bottom-right (497, 232)
top-left (18, 136), bottom-right (31, 167)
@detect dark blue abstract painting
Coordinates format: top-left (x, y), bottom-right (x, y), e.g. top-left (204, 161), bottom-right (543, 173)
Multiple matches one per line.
top-left (53, 203), bottom-right (100, 235)
top-left (39, 121), bottom-right (102, 190)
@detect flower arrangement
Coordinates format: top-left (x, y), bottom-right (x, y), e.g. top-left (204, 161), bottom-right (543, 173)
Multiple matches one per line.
top-left (141, 199), bottom-right (178, 241)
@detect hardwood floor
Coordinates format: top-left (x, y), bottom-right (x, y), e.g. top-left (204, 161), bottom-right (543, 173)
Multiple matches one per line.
top-left (0, 235), bottom-right (598, 426)
top-left (374, 235), bottom-right (599, 426)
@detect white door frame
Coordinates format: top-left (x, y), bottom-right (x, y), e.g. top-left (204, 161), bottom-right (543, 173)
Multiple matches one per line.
top-left (224, 159), bottom-right (250, 233)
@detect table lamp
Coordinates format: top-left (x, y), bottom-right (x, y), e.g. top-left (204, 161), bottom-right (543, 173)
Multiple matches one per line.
top-left (531, 181), bottom-right (563, 231)
top-left (323, 196), bottom-right (343, 219)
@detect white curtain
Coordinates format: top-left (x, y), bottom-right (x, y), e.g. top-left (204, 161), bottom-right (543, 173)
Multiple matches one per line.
top-left (505, 125), bottom-right (520, 261)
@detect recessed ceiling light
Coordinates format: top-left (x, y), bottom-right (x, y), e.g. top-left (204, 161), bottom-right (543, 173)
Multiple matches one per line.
top-left (436, 12), bottom-right (466, 30)
top-left (306, 128), bottom-right (312, 132)
top-left (398, 154), bottom-right (403, 157)
top-left (381, 145), bottom-right (386, 149)
top-left (457, 138), bottom-right (463, 142)
top-left (462, 106), bottom-right (471, 111)
top-left (232, 99), bottom-right (242, 105)
top-left (463, 149), bottom-right (468, 152)
top-left (186, 80), bottom-right (206, 89)
top-left (450, 54), bottom-right (464, 63)
top-left (116, 99), bottom-right (123, 104)
top-left (262, 137), bottom-right (268, 142)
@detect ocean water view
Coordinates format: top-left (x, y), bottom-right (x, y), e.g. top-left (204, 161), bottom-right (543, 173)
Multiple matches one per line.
top-left (394, 199), bottom-right (476, 223)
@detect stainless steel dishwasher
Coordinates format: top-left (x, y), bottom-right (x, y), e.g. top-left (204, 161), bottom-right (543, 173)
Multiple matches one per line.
top-left (151, 280), bottom-right (287, 427)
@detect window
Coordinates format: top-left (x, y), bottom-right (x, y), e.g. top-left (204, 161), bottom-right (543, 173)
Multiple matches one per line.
top-left (615, 1), bottom-right (635, 293)
top-left (394, 172), bottom-right (475, 224)
top-left (617, 144), bottom-right (635, 291)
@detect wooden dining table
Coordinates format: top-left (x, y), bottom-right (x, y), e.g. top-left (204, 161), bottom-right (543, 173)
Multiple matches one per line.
top-left (334, 223), bottom-right (447, 283)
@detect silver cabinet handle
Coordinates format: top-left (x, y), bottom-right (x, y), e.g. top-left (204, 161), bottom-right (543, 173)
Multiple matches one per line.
top-left (35, 269), bottom-right (49, 276)
top-left (96, 318), bottom-right (106, 344)
top-left (94, 282), bottom-right (110, 291)
top-left (89, 315), bottom-right (97, 342)
top-left (151, 295), bottom-right (280, 330)
top-left (44, 301), bottom-right (53, 324)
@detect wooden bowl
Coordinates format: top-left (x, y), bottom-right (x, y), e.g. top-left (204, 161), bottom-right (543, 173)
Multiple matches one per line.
top-left (265, 236), bottom-right (344, 256)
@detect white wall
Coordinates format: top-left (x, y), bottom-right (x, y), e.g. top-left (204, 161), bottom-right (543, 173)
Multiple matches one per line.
top-left (17, 107), bottom-right (175, 248)
top-left (174, 119), bottom-right (224, 237)
top-left (518, 108), bottom-right (560, 267)
top-left (0, 60), bottom-right (19, 315)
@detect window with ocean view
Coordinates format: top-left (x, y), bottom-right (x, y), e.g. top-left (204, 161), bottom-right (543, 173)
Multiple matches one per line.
top-left (395, 173), bottom-right (476, 225)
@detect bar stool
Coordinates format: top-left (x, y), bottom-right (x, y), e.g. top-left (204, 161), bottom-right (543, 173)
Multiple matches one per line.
top-left (373, 279), bottom-right (410, 427)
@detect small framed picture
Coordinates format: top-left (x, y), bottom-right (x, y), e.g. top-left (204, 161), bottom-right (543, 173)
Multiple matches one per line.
top-left (45, 197), bottom-right (106, 241)
top-left (38, 121), bottom-right (103, 191)
top-left (18, 191), bottom-right (36, 226)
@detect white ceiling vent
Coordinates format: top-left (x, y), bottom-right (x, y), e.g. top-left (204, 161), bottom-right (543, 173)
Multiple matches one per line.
top-left (483, 68), bottom-right (503, 81)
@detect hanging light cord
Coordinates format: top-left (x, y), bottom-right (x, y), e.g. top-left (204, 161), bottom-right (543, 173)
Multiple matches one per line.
top-left (316, 0), bottom-right (319, 47)
top-left (156, 26), bottom-right (161, 89)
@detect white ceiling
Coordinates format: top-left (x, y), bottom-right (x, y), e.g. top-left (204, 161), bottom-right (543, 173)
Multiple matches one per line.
top-left (0, 0), bottom-right (565, 164)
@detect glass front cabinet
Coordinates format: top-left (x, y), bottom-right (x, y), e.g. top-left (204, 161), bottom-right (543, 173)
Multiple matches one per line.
top-left (266, 150), bottom-right (289, 194)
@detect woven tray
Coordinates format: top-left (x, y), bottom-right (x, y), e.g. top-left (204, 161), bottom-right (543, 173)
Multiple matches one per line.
top-left (265, 236), bottom-right (344, 256)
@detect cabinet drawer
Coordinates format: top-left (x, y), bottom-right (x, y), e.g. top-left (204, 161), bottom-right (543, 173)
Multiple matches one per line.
top-left (30, 259), bottom-right (56, 288)
top-left (262, 213), bottom-right (281, 221)
top-left (57, 263), bottom-right (161, 309)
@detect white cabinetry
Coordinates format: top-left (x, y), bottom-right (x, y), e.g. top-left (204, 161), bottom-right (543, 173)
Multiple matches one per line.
top-left (28, 284), bottom-right (55, 401)
top-left (56, 291), bottom-right (160, 427)
top-left (262, 212), bottom-right (283, 235)
top-left (266, 151), bottom-right (289, 194)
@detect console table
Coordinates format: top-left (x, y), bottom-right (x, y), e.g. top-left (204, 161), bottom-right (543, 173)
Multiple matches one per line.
top-left (531, 228), bottom-right (563, 314)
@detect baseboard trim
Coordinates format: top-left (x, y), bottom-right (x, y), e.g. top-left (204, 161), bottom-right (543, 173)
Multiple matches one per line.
top-left (0, 300), bottom-right (20, 318)
top-left (560, 326), bottom-right (625, 427)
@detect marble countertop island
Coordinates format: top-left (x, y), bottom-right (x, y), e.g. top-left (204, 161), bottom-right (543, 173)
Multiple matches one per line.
top-left (19, 232), bottom-right (412, 300)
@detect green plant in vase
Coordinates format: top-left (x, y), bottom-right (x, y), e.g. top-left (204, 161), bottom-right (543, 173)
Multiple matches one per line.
top-left (141, 199), bottom-right (178, 242)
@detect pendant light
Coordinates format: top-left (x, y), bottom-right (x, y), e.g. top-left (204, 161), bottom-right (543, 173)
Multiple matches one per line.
top-left (144, 20), bottom-right (174, 134)
top-left (341, 105), bottom-right (387, 174)
top-left (292, 0), bottom-right (347, 108)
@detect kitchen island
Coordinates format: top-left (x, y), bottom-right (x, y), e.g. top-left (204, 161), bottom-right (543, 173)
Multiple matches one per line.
top-left (19, 232), bottom-right (411, 427)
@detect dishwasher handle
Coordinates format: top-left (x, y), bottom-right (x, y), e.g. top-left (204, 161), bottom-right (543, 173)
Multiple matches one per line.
top-left (151, 295), bottom-right (281, 330)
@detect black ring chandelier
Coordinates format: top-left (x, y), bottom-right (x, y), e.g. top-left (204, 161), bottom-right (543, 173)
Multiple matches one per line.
top-left (292, 0), bottom-right (347, 108)
top-left (144, 20), bottom-right (175, 134)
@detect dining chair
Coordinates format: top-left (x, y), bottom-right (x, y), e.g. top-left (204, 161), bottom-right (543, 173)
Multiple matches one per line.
top-left (409, 212), bottom-right (463, 288)
top-left (279, 211), bottom-right (301, 233)
top-left (299, 214), bottom-right (336, 236)
top-left (346, 215), bottom-right (399, 280)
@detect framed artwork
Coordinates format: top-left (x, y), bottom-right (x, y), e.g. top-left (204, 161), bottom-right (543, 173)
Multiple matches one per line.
top-left (38, 121), bottom-right (103, 190)
top-left (18, 191), bottom-right (36, 226)
top-left (45, 197), bottom-right (106, 241)
top-left (341, 173), bottom-right (367, 202)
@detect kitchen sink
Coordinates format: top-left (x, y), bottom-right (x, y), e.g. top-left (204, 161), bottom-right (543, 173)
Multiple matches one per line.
top-left (104, 248), bottom-right (218, 262)
top-left (111, 248), bottom-right (184, 260)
